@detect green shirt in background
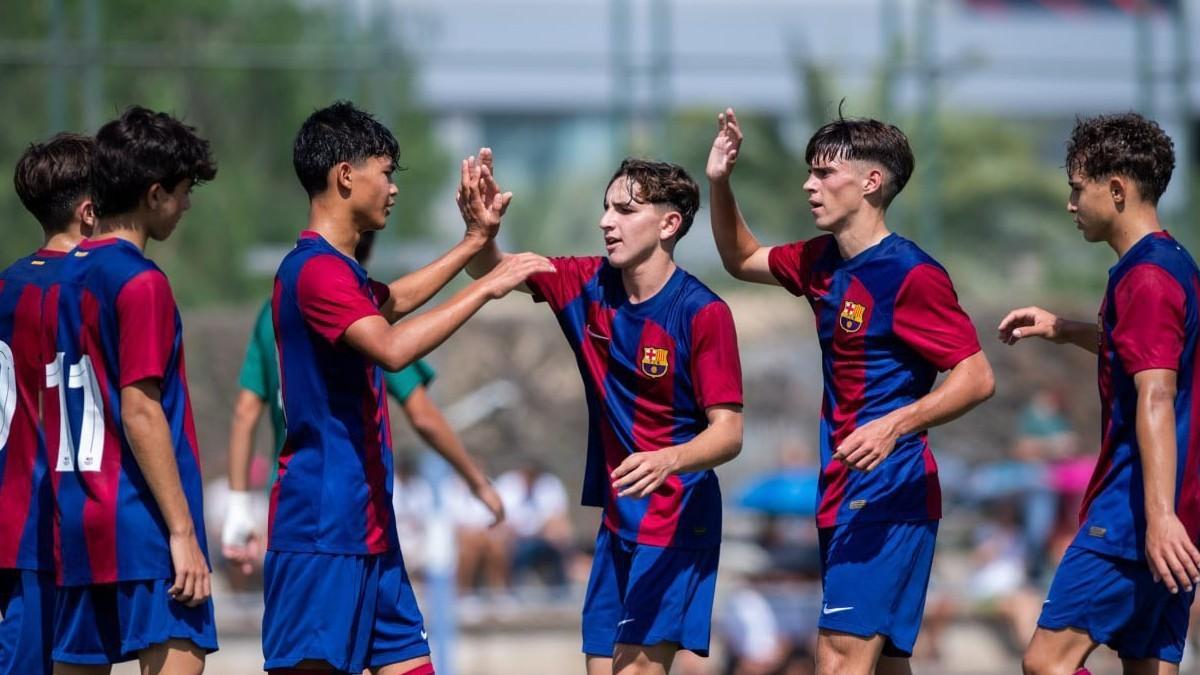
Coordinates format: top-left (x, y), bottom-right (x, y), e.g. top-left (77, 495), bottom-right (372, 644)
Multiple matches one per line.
top-left (237, 299), bottom-right (437, 481)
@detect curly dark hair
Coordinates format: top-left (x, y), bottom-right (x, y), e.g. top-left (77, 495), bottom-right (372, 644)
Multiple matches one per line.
top-left (92, 106), bottom-right (216, 218)
top-left (1066, 113), bottom-right (1174, 205)
top-left (805, 115), bottom-right (914, 208)
top-left (293, 101), bottom-right (400, 198)
top-left (13, 132), bottom-right (93, 234)
top-left (605, 158), bottom-right (700, 240)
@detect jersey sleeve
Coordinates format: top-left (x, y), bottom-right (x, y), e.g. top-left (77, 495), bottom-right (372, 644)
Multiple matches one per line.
top-left (116, 269), bottom-right (178, 388)
top-left (237, 301), bottom-right (274, 399)
top-left (1111, 264), bottom-right (1187, 373)
top-left (767, 240), bottom-right (811, 297)
top-left (294, 254), bottom-right (382, 344)
top-left (527, 256), bottom-right (605, 312)
top-left (689, 301), bottom-right (744, 409)
top-left (369, 279), bottom-right (391, 307)
top-left (384, 359), bottom-right (437, 403)
top-left (892, 264), bottom-right (982, 371)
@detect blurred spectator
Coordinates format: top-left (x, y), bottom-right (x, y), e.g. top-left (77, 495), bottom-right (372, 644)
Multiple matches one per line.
top-left (393, 456), bottom-right (435, 576)
top-left (495, 460), bottom-right (573, 590)
top-left (204, 456), bottom-right (270, 590)
top-left (716, 545), bottom-right (821, 675)
top-left (969, 385), bottom-right (1080, 580)
top-left (964, 499), bottom-right (1043, 650)
top-left (449, 475), bottom-right (509, 594)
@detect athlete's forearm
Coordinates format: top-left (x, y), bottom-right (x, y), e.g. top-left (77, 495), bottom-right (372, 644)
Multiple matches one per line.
top-left (363, 283), bottom-right (493, 372)
top-left (226, 389), bottom-right (264, 492)
top-left (665, 406), bottom-right (743, 474)
top-left (1056, 318), bottom-right (1100, 354)
top-left (709, 178), bottom-right (766, 282)
top-left (383, 234), bottom-right (488, 320)
top-left (121, 381), bottom-right (197, 537)
top-left (404, 389), bottom-right (490, 492)
top-left (884, 350), bottom-right (995, 438)
top-left (1136, 372), bottom-right (1180, 524)
top-left (466, 238), bottom-right (507, 280)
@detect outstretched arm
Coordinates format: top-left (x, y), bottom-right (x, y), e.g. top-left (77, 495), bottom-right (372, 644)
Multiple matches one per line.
top-left (707, 108), bottom-right (778, 285)
top-left (611, 405), bottom-right (743, 498)
top-left (345, 252), bottom-right (555, 372)
top-left (998, 306), bottom-right (1099, 354)
top-left (836, 351), bottom-right (995, 472)
top-left (401, 386), bottom-right (504, 525)
top-left (378, 154), bottom-right (516, 321)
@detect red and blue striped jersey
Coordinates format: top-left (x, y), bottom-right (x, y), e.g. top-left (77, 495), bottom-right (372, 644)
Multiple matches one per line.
top-left (768, 233), bottom-right (981, 528)
top-left (269, 231), bottom-right (397, 555)
top-left (46, 238), bottom-right (208, 585)
top-left (526, 257), bottom-right (742, 549)
top-left (1075, 231), bottom-right (1200, 561)
top-left (0, 250), bottom-right (65, 572)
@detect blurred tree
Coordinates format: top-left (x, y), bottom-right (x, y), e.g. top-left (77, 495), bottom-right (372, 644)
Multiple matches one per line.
top-left (0, 0), bottom-right (444, 305)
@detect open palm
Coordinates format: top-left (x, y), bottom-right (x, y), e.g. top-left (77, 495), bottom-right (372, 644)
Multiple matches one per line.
top-left (706, 107), bottom-right (744, 182)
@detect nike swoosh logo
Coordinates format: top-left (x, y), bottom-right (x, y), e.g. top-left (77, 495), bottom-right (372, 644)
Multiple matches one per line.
top-left (822, 605), bottom-right (853, 615)
top-left (617, 618), bottom-right (635, 626)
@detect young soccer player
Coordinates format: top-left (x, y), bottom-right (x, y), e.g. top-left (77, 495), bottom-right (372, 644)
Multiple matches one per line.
top-left (464, 152), bottom-right (745, 675)
top-left (221, 230), bottom-right (504, 575)
top-left (45, 107), bottom-right (218, 674)
top-left (263, 101), bottom-right (550, 675)
top-left (0, 133), bottom-right (95, 675)
top-left (707, 109), bottom-right (994, 675)
top-left (1000, 113), bottom-right (1200, 675)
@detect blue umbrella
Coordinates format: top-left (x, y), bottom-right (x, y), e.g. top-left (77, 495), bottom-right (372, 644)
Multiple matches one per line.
top-left (736, 468), bottom-right (819, 516)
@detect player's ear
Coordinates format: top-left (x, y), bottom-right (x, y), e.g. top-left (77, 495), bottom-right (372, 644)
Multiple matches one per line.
top-left (863, 167), bottom-right (884, 197)
top-left (144, 183), bottom-right (165, 211)
top-left (1108, 177), bottom-right (1126, 206)
top-left (334, 161), bottom-right (354, 192)
top-left (78, 198), bottom-right (97, 236)
top-left (659, 211), bottom-right (682, 242)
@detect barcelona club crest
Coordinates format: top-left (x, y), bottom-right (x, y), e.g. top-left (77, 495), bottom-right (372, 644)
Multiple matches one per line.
top-left (839, 300), bottom-right (866, 333)
top-left (641, 347), bottom-right (670, 378)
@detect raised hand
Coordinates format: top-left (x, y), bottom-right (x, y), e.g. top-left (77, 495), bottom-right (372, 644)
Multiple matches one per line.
top-left (478, 148), bottom-right (511, 218)
top-left (997, 306), bottom-right (1062, 345)
top-left (456, 154), bottom-right (512, 242)
top-left (706, 108), bottom-right (744, 183)
top-left (480, 252), bottom-right (555, 299)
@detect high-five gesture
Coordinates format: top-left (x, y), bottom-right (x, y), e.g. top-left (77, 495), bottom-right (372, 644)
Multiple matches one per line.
top-left (706, 108), bottom-right (744, 183)
top-left (456, 153), bottom-right (512, 242)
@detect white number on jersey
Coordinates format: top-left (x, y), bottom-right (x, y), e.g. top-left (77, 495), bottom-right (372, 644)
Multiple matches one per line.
top-left (0, 341), bottom-right (17, 451)
top-left (46, 353), bottom-right (105, 472)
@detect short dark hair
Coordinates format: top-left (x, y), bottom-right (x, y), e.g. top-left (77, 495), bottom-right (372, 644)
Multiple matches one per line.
top-left (91, 106), bottom-right (216, 218)
top-left (605, 159), bottom-right (700, 240)
top-left (1066, 113), bottom-right (1174, 205)
top-left (805, 116), bottom-right (914, 207)
top-left (293, 101), bottom-right (400, 198)
top-left (13, 133), bottom-right (94, 234)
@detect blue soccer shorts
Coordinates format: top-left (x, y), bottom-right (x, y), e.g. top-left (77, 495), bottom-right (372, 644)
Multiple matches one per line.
top-left (0, 569), bottom-right (55, 675)
top-left (817, 519), bottom-right (938, 657)
top-left (262, 547), bottom-right (430, 673)
top-left (52, 578), bottom-right (217, 665)
top-left (581, 525), bottom-right (719, 658)
top-left (1039, 545), bottom-right (1195, 663)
